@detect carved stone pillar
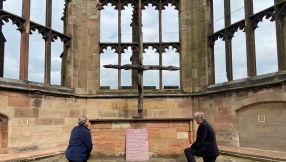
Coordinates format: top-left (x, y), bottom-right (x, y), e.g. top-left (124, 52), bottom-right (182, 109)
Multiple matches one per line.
top-left (19, 0), bottom-right (31, 81)
top-left (180, 0), bottom-right (211, 92)
top-left (66, 0), bottom-right (101, 94)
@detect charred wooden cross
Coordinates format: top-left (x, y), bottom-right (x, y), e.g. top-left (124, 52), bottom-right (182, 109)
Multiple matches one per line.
top-left (103, 35), bottom-right (180, 118)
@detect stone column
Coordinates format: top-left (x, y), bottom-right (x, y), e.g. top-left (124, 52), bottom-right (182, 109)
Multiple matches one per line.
top-left (0, 0), bottom-right (5, 77)
top-left (45, 0), bottom-right (52, 84)
top-left (244, 0), bottom-right (256, 77)
top-left (19, 0), bottom-right (31, 81)
top-left (274, 0), bottom-right (286, 70)
top-left (66, 0), bottom-right (100, 94)
top-left (180, 0), bottom-right (192, 92)
top-left (180, 0), bottom-right (211, 93)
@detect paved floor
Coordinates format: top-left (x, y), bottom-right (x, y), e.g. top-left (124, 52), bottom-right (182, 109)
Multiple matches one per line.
top-left (35, 154), bottom-right (269, 162)
top-left (0, 145), bottom-right (285, 162)
top-left (28, 154), bottom-right (258, 162)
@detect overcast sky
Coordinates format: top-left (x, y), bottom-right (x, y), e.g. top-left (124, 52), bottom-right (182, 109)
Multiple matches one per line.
top-left (3, 0), bottom-right (64, 85)
top-left (2, 0), bottom-right (278, 89)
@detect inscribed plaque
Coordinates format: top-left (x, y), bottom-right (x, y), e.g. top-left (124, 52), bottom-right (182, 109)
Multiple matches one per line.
top-left (126, 128), bottom-right (149, 161)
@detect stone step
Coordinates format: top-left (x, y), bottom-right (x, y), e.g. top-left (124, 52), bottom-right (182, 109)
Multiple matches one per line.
top-left (2, 145), bottom-right (286, 162)
top-left (220, 150), bottom-right (285, 162)
top-left (21, 154), bottom-right (266, 162)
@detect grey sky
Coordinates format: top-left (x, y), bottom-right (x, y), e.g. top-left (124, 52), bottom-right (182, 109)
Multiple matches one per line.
top-left (3, 0), bottom-right (64, 84)
top-left (213, 0), bottom-right (277, 83)
top-left (2, 0), bottom-right (279, 89)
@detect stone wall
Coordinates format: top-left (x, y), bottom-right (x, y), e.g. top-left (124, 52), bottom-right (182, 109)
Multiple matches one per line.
top-left (198, 83), bottom-right (286, 151)
top-left (91, 120), bottom-right (190, 157)
top-left (86, 97), bottom-right (193, 119)
top-left (0, 80), bottom-right (286, 154)
top-left (238, 102), bottom-right (286, 151)
top-left (0, 82), bottom-right (195, 154)
top-left (0, 88), bottom-right (80, 153)
top-left (65, 0), bottom-right (211, 94)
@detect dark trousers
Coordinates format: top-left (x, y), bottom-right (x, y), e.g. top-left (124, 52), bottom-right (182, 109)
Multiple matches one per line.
top-left (68, 160), bottom-right (87, 162)
top-left (184, 147), bottom-right (217, 162)
top-left (203, 156), bottom-right (217, 162)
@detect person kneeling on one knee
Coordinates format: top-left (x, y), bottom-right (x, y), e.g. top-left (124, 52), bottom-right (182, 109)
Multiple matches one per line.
top-left (184, 112), bottom-right (219, 162)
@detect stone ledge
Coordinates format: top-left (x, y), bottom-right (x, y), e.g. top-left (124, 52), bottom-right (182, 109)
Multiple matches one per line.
top-left (96, 89), bottom-right (187, 96)
top-left (0, 77), bottom-right (189, 97)
top-left (219, 145), bottom-right (286, 162)
top-left (0, 146), bottom-right (66, 162)
top-left (206, 70), bottom-right (286, 93)
top-left (0, 77), bottom-right (74, 95)
top-left (220, 151), bottom-right (283, 162)
top-left (90, 118), bottom-right (193, 122)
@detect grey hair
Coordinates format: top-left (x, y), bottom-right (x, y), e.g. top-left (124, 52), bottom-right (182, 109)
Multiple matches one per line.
top-left (78, 116), bottom-right (88, 125)
top-left (195, 111), bottom-right (206, 120)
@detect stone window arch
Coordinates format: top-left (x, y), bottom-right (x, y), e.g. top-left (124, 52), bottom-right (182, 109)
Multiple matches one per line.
top-left (99, 0), bottom-right (181, 90)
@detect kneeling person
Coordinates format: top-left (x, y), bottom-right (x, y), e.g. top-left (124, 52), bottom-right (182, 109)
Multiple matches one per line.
top-left (66, 116), bottom-right (93, 162)
top-left (184, 112), bottom-right (219, 162)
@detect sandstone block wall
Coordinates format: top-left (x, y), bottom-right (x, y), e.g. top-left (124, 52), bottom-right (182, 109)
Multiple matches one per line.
top-left (1, 83), bottom-right (286, 154)
top-left (0, 89), bottom-right (81, 153)
top-left (198, 84), bottom-right (286, 151)
top-left (0, 87), bottom-right (194, 154)
top-left (86, 97), bottom-right (193, 119)
top-left (90, 120), bottom-right (190, 157)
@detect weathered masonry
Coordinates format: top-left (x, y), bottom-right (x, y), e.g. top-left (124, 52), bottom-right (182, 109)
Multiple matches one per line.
top-left (0, 0), bottom-right (286, 157)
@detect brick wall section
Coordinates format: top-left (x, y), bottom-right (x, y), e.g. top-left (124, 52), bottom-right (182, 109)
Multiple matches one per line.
top-left (91, 121), bottom-right (190, 157)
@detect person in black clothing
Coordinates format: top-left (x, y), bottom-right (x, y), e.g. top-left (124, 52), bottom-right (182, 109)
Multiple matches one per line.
top-left (66, 116), bottom-right (93, 162)
top-left (184, 111), bottom-right (219, 162)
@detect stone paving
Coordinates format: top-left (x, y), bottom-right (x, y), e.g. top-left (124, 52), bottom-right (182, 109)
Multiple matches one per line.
top-left (1, 145), bottom-right (286, 162)
top-left (30, 154), bottom-right (257, 162)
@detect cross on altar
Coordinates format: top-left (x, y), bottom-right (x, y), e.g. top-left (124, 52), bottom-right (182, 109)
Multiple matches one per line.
top-left (103, 35), bottom-right (180, 118)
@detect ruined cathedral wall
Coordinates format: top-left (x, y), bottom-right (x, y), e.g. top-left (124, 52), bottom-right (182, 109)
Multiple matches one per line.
top-left (90, 120), bottom-right (190, 157)
top-left (198, 83), bottom-right (286, 151)
top-left (0, 88), bottom-right (83, 153)
top-left (86, 97), bottom-right (192, 119)
top-left (0, 83), bottom-right (194, 155)
top-left (87, 97), bottom-right (193, 156)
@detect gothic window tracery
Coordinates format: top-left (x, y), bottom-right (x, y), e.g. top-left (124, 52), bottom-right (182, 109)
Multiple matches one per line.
top-left (208, 0), bottom-right (286, 84)
top-left (0, 0), bottom-right (71, 84)
top-left (99, 0), bottom-right (180, 90)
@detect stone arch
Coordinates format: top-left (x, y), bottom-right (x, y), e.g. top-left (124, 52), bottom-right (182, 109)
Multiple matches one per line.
top-left (0, 114), bottom-right (8, 154)
top-left (236, 101), bottom-right (286, 151)
top-left (233, 92), bottom-right (286, 111)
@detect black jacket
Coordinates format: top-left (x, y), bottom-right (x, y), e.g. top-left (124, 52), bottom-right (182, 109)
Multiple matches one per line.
top-left (66, 124), bottom-right (93, 161)
top-left (191, 120), bottom-right (219, 157)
